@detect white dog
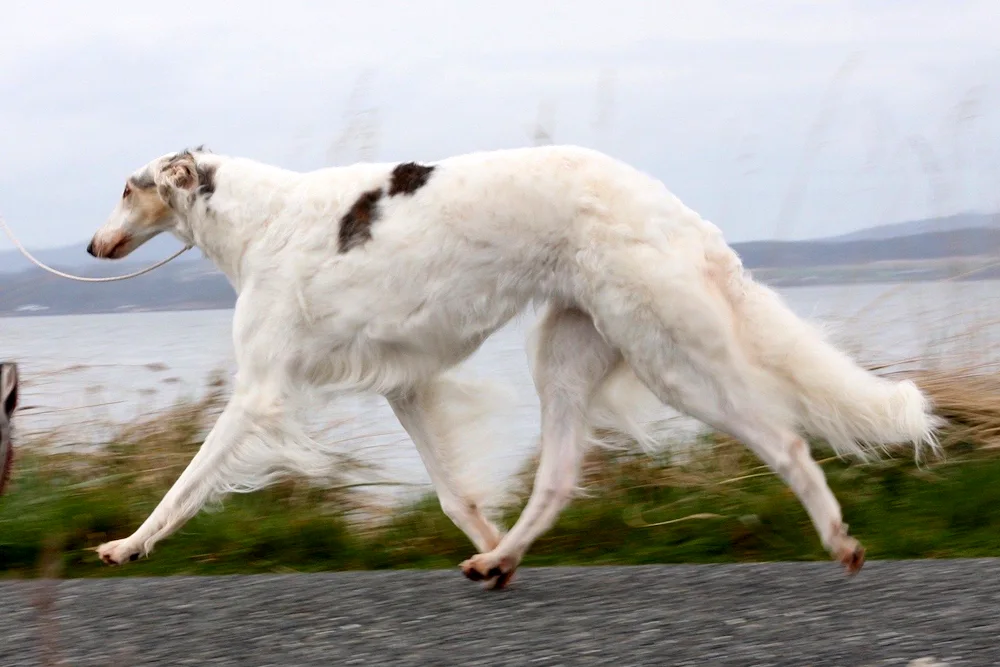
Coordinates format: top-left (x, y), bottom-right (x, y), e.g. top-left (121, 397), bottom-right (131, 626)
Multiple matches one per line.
top-left (88, 144), bottom-right (940, 588)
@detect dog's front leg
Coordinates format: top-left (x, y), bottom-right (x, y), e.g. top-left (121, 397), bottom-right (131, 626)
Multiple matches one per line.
top-left (96, 392), bottom-right (260, 565)
top-left (388, 382), bottom-right (505, 555)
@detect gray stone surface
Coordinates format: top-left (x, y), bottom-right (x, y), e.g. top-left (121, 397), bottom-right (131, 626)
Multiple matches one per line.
top-left (1, 560), bottom-right (997, 666)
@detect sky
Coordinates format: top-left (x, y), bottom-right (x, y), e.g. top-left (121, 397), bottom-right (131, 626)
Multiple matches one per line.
top-left (0, 0), bottom-right (998, 252)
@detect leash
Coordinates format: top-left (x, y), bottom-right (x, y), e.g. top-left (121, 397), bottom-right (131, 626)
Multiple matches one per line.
top-left (1, 214), bottom-right (192, 283)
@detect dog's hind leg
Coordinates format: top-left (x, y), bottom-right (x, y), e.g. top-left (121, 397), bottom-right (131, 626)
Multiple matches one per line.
top-left (584, 263), bottom-right (865, 574)
top-left (629, 357), bottom-right (864, 573)
top-left (388, 380), bottom-right (505, 556)
top-left (459, 306), bottom-right (619, 587)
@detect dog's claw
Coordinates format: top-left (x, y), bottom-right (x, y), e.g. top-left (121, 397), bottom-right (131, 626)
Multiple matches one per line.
top-left (460, 554), bottom-right (517, 590)
top-left (841, 545), bottom-right (865, 575)
top-left (96, 538), bottom-right (141, 566)
top-left (488, 569), bottom-right (515, 590)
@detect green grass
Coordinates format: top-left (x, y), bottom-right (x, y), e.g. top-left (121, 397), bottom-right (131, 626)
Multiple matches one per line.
top-left (6, 429), bottom-right (1000, 579)
top-left (5, 365), bottom-right (1000, 578)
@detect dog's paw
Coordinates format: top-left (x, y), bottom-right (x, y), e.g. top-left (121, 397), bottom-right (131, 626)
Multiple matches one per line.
top-left (838, 541), bottom-right (865, 576)
top-left (829, 522), bottom-right (865, 576)
top-left (484, 569), bottom-right (516, 590)
top-left (460, 552), bottom-right (517, 590)
top-left (96, 539), bottom-right (142, 566)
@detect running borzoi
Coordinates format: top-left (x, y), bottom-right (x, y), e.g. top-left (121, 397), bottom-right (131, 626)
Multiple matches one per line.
top-left (87, 144), bottom-right (940, 588)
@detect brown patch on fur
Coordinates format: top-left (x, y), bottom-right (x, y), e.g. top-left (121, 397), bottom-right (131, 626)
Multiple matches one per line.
top-left (160, 150), bottom-right (216, 199)
top-left (90, 177), bottom-right (174, 259)
top-left (388, 162), bottom-right (435, 196)
top-left (131, 184), bottom-right (172, 227)
top-left (195, 162), bottom-right (217, 197)
top-left (339, 188), bottom-right (383, 252)
top-left (164, 156), bottom-right (197, 189)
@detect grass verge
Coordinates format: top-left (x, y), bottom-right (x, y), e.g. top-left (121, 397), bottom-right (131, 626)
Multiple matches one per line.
top-left (4, 367), bottom-right (1000, 578)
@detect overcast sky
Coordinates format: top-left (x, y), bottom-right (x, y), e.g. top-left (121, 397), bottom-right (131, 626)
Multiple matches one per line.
top-left (1, 0), bottom-right (998, 252)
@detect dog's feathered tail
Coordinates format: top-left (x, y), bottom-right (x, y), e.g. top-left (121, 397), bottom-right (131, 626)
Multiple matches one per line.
top-left (589, 230), bottom-right (943, 462)
top-left (720, 262), bottom-right (942, 460)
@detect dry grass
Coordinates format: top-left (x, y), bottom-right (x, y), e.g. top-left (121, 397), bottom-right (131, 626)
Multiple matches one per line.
top-left (7, 315), bottom-right (1000, 577)
top-left (907, 366), bottom-right (1000, 451)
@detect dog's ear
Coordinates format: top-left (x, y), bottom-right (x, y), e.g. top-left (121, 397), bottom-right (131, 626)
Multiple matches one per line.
top-left (156, 152), bottom-right (199, 194)
top-left (0, 363), bottom-right (18, 420)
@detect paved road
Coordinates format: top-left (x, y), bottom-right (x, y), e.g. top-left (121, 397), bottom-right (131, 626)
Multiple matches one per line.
top-left (1, 560), bottom-right (998, 666)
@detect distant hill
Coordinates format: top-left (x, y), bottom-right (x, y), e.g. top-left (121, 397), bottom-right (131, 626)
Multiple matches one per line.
top-left (827, 212), bottom-right (999, 242)
top-left (3, 211), bottom-right (996, 274)
top-left (733, 227), bottom-right (1000, 269)
top-left (0, 258), bottom-right (232, 316)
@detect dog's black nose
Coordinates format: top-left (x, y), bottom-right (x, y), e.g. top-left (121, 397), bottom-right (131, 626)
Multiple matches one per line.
top-left (86, 240), bottom-right (95, 256)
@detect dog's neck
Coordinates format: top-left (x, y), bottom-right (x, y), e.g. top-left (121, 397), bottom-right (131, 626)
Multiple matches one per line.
top-left (173, 156), bottom-right (298, 288)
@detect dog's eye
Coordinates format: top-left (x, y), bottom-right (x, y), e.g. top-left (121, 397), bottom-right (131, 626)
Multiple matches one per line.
top-left (122, 184), bottom-right (131, 199)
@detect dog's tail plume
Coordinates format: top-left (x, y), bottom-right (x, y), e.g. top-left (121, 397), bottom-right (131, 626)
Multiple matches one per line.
top-left (586, 233), bottom-right (942, 462)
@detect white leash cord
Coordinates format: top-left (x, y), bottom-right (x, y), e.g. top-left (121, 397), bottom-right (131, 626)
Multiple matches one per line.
top-left (1, 214), bottom-right (191, 283)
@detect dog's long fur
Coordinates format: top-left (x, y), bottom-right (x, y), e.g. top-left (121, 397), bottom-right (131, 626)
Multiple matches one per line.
top-left (88, 144), bottom-right (941, 585)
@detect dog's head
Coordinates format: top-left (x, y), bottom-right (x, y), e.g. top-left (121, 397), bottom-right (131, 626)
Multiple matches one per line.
top-left (88, 148), bottom-right (216, 260)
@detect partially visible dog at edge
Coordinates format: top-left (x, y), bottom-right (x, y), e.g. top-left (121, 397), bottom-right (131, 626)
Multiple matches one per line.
top-left (0, 362), bottom-right (18, 496)
top-left (86, 144), bottom-right (942, 588)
